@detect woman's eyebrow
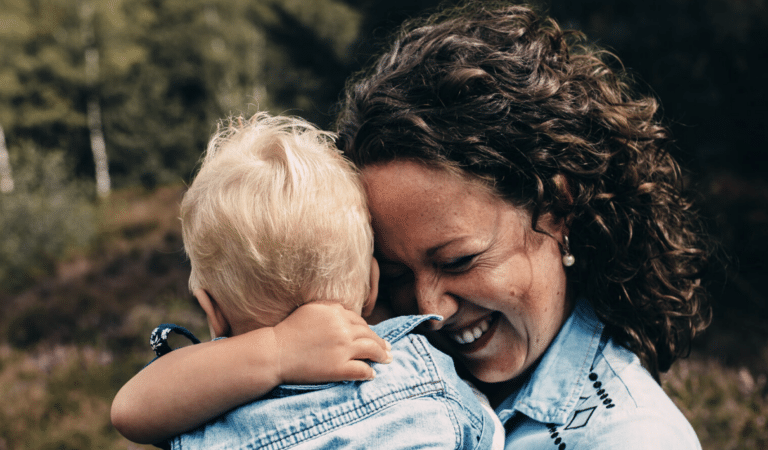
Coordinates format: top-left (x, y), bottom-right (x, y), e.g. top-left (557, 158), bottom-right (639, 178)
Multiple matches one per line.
top-left (425, 239), bottom-right (462, 258)
top-left (373, 237), bottom-right (474, 263)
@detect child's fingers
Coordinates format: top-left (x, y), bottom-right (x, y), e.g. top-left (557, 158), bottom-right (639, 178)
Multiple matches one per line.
top-left (342, 361), bottom-right (378, 381)
top-left (349, 323), bottom-right (391, 350)
top-left (352, 339), bottom-right (393, 364)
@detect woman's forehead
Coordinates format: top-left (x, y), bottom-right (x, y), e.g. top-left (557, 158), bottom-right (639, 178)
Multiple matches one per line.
top-left (361, 160), bottom-right (496, 202)
top-left (362, 161), bottom-right (485, 216)
top-left (362, 160), bottom-right (529, 255)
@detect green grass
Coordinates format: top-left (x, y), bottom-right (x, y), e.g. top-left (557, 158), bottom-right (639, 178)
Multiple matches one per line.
top-left (0, 294), bottom-right (209, 450)
top-left (664, 357), bottom-right (768, 450)
top-left (0, 344), bottom-right (144, 449)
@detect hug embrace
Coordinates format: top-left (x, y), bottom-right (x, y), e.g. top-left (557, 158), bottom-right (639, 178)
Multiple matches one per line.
top-left (112, 3), bottom-right (712, 449)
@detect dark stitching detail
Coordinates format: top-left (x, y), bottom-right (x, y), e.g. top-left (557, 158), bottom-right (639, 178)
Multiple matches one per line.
top-left (588, 372), bottom-right (615, 409)
top-left (564, 406), bottom-right (596, 430)
top-left (546, 423), bottom-right (568, 449)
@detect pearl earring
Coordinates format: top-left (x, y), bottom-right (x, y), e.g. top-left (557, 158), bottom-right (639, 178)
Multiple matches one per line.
top-left (562, 235), bottom-right (576, 267)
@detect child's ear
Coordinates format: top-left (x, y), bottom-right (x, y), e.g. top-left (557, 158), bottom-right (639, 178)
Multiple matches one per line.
top-left (193, 289), bottom-right (231, 339)
top-left (361, 257), bottom-right (380, 318)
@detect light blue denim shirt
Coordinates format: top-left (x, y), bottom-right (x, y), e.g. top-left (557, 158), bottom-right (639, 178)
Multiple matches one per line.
top-left (498, 298), bottom-right (701, 449)
top-left (164, 315), bottom-right (499, 450)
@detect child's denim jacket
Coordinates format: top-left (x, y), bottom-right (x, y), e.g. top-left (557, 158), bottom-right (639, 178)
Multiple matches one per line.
top-left (156, 315), bottom-right (498, 450)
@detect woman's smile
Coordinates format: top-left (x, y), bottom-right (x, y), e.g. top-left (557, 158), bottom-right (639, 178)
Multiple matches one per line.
top-left (447, 313), bottom-right (496, 346)
top-left (363, 160), bottom-right (574, 383)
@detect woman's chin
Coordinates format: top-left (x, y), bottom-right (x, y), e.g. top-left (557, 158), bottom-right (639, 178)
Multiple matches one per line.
top-left (464, 361), bottom-right (525, 384)
top-left (424, 317), bottom-right (528, 384)
top-left (458, 320), bottom-right (528, 384)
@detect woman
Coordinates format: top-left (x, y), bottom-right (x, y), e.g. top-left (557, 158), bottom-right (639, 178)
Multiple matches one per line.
top-left (334, 3), bottom-right (710, 448)
top-left (112, 3), bottom-right (711, 449)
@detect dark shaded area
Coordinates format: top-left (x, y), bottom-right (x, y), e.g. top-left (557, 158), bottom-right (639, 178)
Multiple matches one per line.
top-left (258, 3), bottom-right (354, 126)
top-left (539, 0), bottom-right (768, 374)
top-left (2, 239), bottom-right (192, 351)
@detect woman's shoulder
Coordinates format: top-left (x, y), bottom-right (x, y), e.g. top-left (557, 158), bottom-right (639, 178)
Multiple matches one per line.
top-left (505, 335), bottom-right (701, 450)
top-left (570, 338), bottom-right (701, 449)
top-left (499, 302), bottom-right (701, 449)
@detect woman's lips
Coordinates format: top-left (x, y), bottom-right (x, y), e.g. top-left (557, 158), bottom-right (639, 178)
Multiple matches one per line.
top-left (444, 313), bottom-right (500, 352)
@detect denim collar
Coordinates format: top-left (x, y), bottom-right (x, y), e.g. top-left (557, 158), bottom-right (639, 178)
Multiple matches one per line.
top-left (495, 298), bottom-right (604, 426)
top-left (371, 314), bottom-right (442, 344)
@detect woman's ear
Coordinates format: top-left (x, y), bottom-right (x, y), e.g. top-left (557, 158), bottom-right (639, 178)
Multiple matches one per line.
top-left (193, 289), bottom-right (231, 339)
top-left (361, 257), bottom-right (380, 318)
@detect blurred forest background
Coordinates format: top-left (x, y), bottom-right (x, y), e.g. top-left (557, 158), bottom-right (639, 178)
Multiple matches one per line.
top-left (0, 0), bottom-right (766, 448)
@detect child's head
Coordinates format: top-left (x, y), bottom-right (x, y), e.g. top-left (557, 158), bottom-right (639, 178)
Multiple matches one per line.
top-left (181, 112), bottom-right (375, 336)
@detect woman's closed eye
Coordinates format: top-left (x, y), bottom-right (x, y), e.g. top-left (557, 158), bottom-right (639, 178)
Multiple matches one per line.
top-left (441, 255), bottom-right (477, 272)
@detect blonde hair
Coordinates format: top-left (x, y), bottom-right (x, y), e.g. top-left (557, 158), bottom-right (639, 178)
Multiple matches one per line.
top-left (181, 112), bottom-right (373, 330)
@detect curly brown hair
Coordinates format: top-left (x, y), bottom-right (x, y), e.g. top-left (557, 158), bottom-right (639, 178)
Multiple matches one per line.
top-left (336, 2), bottom-right (712, 380)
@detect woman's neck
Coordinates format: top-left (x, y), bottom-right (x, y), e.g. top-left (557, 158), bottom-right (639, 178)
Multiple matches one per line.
top-left (475, 371), bottom-right (530, 409)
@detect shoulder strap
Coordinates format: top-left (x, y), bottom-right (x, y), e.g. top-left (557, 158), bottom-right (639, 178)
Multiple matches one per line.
top-left (149, 323), bottom-right (201, 357)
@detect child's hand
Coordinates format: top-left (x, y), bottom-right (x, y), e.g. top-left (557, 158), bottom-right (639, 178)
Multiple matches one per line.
top-left (273, 302), bottom-right (393, 384)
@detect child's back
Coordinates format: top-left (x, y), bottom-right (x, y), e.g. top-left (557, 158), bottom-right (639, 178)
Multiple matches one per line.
top-left (166, 315), bottom-right (499, 450)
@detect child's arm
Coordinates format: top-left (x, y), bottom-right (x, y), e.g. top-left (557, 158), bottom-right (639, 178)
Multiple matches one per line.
top-left (111, 302), bottom-right (392, 445)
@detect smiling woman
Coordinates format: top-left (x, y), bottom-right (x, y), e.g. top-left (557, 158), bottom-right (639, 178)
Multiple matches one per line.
top-left (364, 160), bottom-right (570, 391)
top-left (336, 2), bottom-right (711, 448)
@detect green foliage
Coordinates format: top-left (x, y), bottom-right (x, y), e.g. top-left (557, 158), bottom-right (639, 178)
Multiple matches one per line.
top-left (0, 0), bottom-right (371, 189)
top-left (0, 344), bottom-right (153, 450)
top-left (0, 144), bottom-right (96, 293)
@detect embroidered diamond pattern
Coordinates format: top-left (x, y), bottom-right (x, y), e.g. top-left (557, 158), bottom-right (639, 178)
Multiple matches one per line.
top-left (564, 406), bottom-right (596, 430)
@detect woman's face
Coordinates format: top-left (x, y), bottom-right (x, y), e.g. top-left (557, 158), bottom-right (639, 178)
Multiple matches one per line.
top-left (363, 160), bottom-right (573, 384)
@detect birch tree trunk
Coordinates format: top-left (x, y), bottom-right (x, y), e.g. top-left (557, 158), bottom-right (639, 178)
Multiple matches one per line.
top-left (80, 1), bottom-right (110, 198)
top-left (0, 125), bottom-right (13, 193)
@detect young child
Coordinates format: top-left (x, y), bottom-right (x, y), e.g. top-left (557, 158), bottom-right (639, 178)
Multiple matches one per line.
top-left (111, 112), bottom-right (504, 450)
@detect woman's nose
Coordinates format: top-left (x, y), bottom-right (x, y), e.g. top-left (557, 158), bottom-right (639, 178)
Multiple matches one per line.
top-left (415, 276), bottom-right (458, 330)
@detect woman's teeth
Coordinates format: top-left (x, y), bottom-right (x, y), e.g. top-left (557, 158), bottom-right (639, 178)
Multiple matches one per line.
top-left (450, 317), bottom-right (492, 345)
